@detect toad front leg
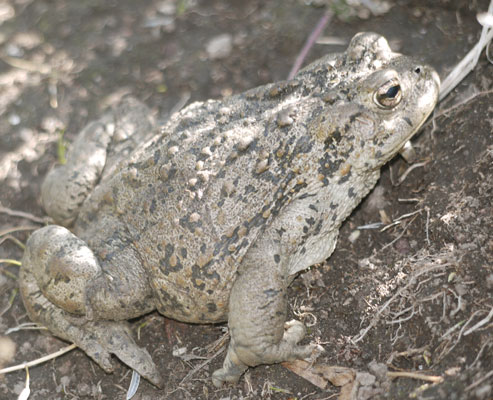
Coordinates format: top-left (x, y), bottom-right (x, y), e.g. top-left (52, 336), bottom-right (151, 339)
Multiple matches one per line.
top-left (212, 237), bottom-right (315, 386)
top-left (41, 97), bottom-right (154, 226)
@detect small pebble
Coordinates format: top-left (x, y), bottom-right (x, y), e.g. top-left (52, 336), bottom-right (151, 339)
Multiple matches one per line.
top-left (206, 34), bottom-right (233, 60)
top-left (8, 113), bottom-right (21, 126)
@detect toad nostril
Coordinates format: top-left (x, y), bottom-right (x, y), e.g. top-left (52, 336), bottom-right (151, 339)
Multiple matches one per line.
top-left (414, 66), bottom-right (422, 74)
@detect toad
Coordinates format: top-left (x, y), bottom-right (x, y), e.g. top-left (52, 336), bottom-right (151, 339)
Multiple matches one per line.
top-left (20, 32), bottom-right (439, 387)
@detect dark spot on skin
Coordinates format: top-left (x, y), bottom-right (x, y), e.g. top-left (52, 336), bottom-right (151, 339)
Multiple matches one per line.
top-left (237, 238), bottom-right (249, 252)
top-left (276, 227), bottom-right (286, 237)
top-left (375, 150), bottom-right (382, 158)
top-left (191, 267), bottom-right (206, 290)
top-left (264, 288), bottom-right (281, 298)
top-left (294, 135), bottom-right (314, 154)
top-left (206, 303), bottom-right (217, 313)
top-left (179, 213), bottom-right (203, 233)
top-left (197, 153), bottom-right (210, 161)
top-left (274, 254), bottom-right (281, 263)
top-left (156, 289), bottom-right (187, 316)
top-left (32, 301), bottom-right (45, 315)
top-left (330, 202), bottom-right (337, 210)
top-left (312, 220), bottom-right (323, 236)
top-left (348, 112), bottom-right (363, 124)
top-left (305, 217), bottom-right (316, 226)
top-left (132, 297), bottom-right (155, 314)
top-left (158, 243), bottom-right (183, 275)
top-left (318, 153), bottom-right (343, 184)
top-left (180, 247), bottom-right (187, 258)
top-left (216, 169), bottom-right (226, 179)
top-left (324, 129), bottom-right (342, 150)
top-left (149, 198), bottom-right (156, 213)
top-left (213, 242), bottom-right (222, 256)
top-left (299, 192), bottom-right (316, 200)
top-left (338, 172), bottom-right (352, 184)
top-left (309, 204), bottom-right (318, 211)
top-left (50, 272), bottom-right (71, 286)
top-left (191, 261), bottom-right (220, 290)
top-left (153, 149), bottom-right (161, 163)
top-left (258, 299), bottom-right (276, 310)
top-left (403, 116), bottom-right (413, 127)
top-left (243, 184), bottom-right (256, 195)
top-left (348, 187), bottom-right (356, 198)
top-left (70, 171), bottom-right (80, 180)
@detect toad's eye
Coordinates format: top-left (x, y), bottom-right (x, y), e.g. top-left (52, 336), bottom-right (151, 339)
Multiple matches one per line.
top-left (374, 79), bottom-right (402, 109)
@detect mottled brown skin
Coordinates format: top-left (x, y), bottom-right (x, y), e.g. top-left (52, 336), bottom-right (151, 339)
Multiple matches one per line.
top-left (20, 33), bottom-right (440, 387)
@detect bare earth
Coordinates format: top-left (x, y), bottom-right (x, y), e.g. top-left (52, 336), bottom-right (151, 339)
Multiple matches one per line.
top-left (0, 1), bottom-right (492, 399)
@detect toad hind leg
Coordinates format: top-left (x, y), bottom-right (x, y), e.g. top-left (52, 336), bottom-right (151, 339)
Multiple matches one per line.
top-left (19, 225), bottom-right (163, 387)
top-left (211, 242), bottom-right (315, 386)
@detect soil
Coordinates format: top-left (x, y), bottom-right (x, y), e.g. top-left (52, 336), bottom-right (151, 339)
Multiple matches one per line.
top-left (0, 0), bottom-right (492, 399)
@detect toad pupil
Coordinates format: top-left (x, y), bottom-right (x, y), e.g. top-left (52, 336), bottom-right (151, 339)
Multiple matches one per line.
top-left (386, 85), bottom-right (400, 98)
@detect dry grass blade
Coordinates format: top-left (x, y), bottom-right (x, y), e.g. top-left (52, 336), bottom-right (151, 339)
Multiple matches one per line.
top-left (0, 206), bottom-right (45, 225)
top-left (439, 2), bottom-right (493, 101)
top-left (126, 370), bottom-right (140, 400)
top-left (17, 367), bottom-right (30, 400)
top-left (387, 371), bottom-right (444, 383)
top-left (287, 11), bottom-right (333, 79)
top-left (465, 370), bottom-right (493, 392)
top-left (0, 226), bottom-right (41, 237)
top-left (466, 370), bottom-right (493, 392)
top-left (395, 161), bottom-right (430, 185)
top-left (463, 307), bottom-right (493, 336)
top-left (0, 259), bottom-right (21, 267)
top-left (0, 344), bottom-right (76, 375)
top-left (0, 55), bottom-right (51, 74)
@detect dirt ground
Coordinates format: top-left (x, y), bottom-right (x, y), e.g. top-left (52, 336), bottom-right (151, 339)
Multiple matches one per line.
top-left (0, 0), bottom-right (492, 399)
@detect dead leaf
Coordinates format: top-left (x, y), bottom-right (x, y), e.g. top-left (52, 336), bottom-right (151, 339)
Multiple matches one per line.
top-left (283, 360), bottom-right (357, 399)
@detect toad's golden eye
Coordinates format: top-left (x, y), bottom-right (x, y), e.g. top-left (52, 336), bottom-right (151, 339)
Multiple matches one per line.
top-left (374, 78), bottom-right (402, 109)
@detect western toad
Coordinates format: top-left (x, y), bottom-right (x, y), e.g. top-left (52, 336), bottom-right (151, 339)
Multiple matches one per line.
top-left (20, 32), bottom-right (440, 387)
